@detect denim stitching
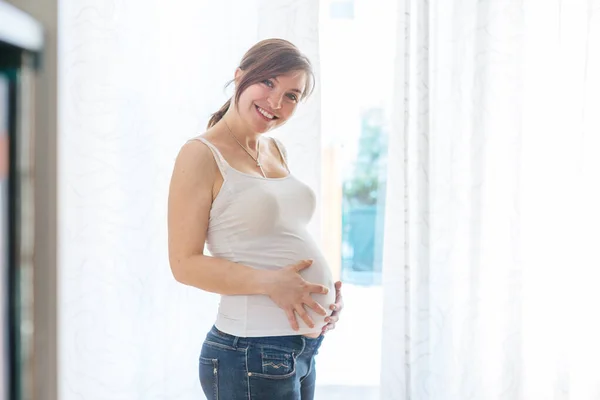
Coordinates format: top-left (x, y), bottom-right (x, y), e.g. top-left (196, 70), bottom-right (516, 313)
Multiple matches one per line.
top-left (204, 340), bottom-right (245, 352)
top-left (245, 346), bottom-right (251, 400)
top-left (212, 359), bottom-right (219, 399)
top-left (262, 361), bottom-right (289, 369)
top-left (256, 344), bottom-right (297, 353)
top-left (300, 358), bottom-right (313, 384)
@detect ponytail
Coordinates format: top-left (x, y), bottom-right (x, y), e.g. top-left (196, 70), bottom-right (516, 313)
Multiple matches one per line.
top-left (207, 98), bottom-right (232, 128)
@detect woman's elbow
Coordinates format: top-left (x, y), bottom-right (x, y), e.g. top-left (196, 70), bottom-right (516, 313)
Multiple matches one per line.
top-left (169, 256), bottom-right (189, 283)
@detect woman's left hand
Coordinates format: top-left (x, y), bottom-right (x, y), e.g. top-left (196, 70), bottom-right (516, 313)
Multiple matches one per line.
top-left (322, 281), bottom-right (344, 335)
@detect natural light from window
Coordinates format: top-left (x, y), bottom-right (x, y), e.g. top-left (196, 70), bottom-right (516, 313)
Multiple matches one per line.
top-left (316, 0), bottom-right (398, 398)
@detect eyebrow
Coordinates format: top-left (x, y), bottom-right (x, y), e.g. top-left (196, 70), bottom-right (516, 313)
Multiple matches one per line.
top-left (272, 77), bottom-right (303, 94)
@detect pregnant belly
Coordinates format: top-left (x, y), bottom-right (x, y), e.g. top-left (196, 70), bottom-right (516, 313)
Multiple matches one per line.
top-left (264, 256), bottom-right (335, 319)
top-left (215, 237), bottom-right (337, 336)
top-left (245, 256), bottom-right (336, 334)
top-left (298, 257), bottom-right (336, 316)
top-left (293, 250), bottom-right (336, 333)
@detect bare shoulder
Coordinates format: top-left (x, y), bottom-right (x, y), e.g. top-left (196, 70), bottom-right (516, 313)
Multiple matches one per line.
top-left (267, 135), bottom-right (286, 148)
top-left (267, 136), bottom-right (288, 159)
top-left (172, 136), bottom-right (219, 185)
top-left (177, 136), bottom-right (217, 168)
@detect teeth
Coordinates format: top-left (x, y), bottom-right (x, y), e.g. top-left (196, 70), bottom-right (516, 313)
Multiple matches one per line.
top-left (257, 106), bottom-right (274, 119)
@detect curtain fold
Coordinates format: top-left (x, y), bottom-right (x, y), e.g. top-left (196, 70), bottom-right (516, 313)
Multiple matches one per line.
top-left (381, 1), bottom-right (600, 399)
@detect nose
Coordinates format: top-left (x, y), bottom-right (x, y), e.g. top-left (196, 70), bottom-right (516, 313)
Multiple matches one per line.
top-left (267, 93), bottom-right (283, 110)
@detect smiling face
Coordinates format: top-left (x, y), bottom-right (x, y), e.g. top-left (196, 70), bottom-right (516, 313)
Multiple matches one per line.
top-left (234, 69), bottom-right (308, 133)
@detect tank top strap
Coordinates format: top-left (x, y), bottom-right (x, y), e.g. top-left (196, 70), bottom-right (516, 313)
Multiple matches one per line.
top-left (271, 137), bottom-right (290, 172)
top-left (188, 136), bottom-right (229, 178)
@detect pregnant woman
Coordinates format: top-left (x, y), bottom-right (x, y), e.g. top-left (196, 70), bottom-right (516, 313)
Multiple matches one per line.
top-left (167, 38), bottom-right (344, 399)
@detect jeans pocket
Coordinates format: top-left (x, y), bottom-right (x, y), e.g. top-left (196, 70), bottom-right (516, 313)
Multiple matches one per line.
top-left (199, 357), bottom-right (219, 399)
top-left (261, 350), bottom-right (294, 376)
top-left (248, 346), bottom-right (296, 379)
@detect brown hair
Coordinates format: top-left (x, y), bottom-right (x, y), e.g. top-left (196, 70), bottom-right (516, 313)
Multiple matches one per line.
top-left (207, 38), bottom-right (315, 128)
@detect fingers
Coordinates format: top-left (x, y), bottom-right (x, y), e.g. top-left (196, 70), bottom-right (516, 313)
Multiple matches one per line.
top-left (328, 281), bottom-right (343, 314)
top-left (334, 281), bottom-right (343, 302)
top-left (294, 305), bottom-right (315, 329)
top-left (322, 323), bottom-right (336, 334)
top-left (331, 281), bottom-right (344, 312)
top-left (293, 259), bottom-right (313, 272)
top-left (308, 284), bottom-right (329, 295)
top-left (305, 299), bottom-right (328, 316)
top-left (329, 301), bottom-right (343, 313)
top-left (322, 311), bottom-right (340, 335)
top-left (324, 314), bottom-right (339, 324)
top-left (285, 308), bottom-right (299, 331)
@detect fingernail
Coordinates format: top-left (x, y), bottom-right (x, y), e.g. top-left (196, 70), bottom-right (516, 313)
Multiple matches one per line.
top-left (331, 305), bottom-right (336, 310)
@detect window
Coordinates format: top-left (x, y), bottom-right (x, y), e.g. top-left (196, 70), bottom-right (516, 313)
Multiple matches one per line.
top-left (317, 0), bottom-right (397, 397)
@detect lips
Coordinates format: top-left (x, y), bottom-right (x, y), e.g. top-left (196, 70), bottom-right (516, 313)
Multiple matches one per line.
top-left (255, 105), bottom-right (278, 120)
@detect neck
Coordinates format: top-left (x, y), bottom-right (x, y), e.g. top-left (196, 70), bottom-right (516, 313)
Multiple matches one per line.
top-left (220, 109), bottom-right (261, 151)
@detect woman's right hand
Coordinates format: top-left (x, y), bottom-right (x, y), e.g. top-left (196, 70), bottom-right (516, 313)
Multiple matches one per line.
top-left (263, 260), bottom-right (329, 331)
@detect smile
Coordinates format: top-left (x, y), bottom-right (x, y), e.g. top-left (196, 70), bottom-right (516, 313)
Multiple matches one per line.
top-left (255, 105), bottom-right (277, 120)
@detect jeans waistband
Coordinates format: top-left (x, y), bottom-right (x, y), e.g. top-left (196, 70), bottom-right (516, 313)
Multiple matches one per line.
top-left (207, 325), bottom-right (324, 354)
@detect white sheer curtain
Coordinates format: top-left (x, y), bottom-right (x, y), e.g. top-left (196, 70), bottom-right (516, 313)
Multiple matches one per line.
top-left (57, 1), bottom-right (320, 399)
top-left (381, 1), bottom-right (600, 399)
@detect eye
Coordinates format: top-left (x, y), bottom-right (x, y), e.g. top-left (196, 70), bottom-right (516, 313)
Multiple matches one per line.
top-left (262, 79), bottom-right (274, 88)
top-left (286, 93), bottom-right (299, 102)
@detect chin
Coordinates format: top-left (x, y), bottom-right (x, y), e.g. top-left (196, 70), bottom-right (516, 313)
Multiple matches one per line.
top-left (249, 116), bottom-right (278, 133)
top-left (251, 124), bottom-right (272, 134)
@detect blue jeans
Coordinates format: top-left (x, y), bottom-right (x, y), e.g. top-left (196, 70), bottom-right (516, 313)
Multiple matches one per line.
top-left (199, 325), bottom-right (325, 400)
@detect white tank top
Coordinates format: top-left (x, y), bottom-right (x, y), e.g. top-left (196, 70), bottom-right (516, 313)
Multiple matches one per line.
top-left (190, 136), bottom-right (336, 337)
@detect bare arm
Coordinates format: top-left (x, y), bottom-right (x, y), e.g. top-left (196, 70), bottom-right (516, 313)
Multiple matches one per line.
top-left (167, 140), bottom-right (328, 329)
top-left (168, 140), bottom-right (269, 294)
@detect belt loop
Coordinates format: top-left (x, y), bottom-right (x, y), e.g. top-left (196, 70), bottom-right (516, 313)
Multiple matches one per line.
top-left (298, 336), bottom-right (306, 357)
top-left (232, 336), bottom-right (239, 349)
